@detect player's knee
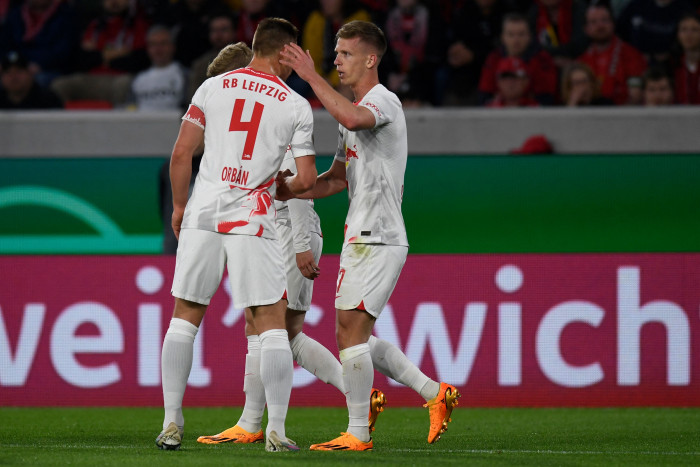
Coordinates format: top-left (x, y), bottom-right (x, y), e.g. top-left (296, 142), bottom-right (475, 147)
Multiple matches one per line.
top-left (285, 309), bottom-right (306, 338)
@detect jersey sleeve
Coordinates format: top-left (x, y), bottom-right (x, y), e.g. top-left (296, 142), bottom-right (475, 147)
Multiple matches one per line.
top-left (287, 198), bottom-right (313, 253)
top-left (360, 89), bottom-right (396, 129)
top-left (333, 126), bottom-right (345, 162)
top-left (289, 97), bottom-right (316, 159)
top-left (181, 77), bottom-right (211, 129)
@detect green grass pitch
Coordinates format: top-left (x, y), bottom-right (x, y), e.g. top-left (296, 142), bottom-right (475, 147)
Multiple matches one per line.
top-left (2, 407), bottom-right (699, 466)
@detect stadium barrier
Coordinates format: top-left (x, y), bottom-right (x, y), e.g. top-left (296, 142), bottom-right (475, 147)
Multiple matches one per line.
top-left (2, 254), bottom-right (698, 407)
top-left (3, 107), bottom-right (700, 156)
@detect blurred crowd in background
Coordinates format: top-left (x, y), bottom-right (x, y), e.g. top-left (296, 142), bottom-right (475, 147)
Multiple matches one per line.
top-left (1, 0), bottom-right (699, 110)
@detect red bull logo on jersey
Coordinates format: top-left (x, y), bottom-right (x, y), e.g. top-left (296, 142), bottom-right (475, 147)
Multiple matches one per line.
top-left (345, 144), bottom-right (359, 163)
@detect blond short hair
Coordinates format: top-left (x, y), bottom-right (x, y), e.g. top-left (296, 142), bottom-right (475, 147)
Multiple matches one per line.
top-left (206, 42), bottom-right (254, 77)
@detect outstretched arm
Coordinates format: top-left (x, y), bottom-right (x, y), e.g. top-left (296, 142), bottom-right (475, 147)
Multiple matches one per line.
top-left (277, 158), bottom-right (347, 201)
top-left (280, 43), bottom-right (376, 131)
top-left (170, 120), bottom-right (203, 239)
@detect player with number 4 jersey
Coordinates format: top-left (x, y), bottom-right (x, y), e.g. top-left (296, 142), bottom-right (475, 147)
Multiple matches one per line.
top-left (181, 56), bottom-right (314, 240)
top-left (157, 18), bottom-right (316, 454)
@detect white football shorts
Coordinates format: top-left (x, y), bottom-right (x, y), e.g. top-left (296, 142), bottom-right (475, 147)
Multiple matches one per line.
top-left (334, 243), bottom-right (408, 318)
top-left (276, 220), bottom-right (322, 311)
top-left (171, 228), bottom-right (286, 308)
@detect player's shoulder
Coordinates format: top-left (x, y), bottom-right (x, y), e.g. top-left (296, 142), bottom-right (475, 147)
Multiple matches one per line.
top-left (360, 84), bottom-right (403, 120)
top-left (365, 84), bottom-right (400, 106)
top-left (280, 85), bottom-right (313, 119)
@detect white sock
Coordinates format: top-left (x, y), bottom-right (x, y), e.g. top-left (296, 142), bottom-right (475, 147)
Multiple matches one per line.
top-left (368, 335), bottom-right (440, 401)
top-left (259, 329), bottom-right (293, 440)
top-left (290, 332), bottom-right (345, 393)
top-left (340, 343), bottom-right (372, 442)
top-left (236, 335), bottom-right (265, 433)
top-left (161, 317), bottom-right (198, 431)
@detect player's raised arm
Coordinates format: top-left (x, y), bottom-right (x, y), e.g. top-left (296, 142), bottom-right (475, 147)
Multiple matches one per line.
top-left (280, 43), bottom-right (376, 131)
top-left (169, 119), bottom-right (203, 239)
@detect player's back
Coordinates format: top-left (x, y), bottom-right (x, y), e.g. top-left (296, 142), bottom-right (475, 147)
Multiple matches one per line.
top-left (182, 67), bottom-right (313, 239)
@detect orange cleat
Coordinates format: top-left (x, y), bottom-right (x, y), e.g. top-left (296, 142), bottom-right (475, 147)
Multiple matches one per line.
top-left (423, 382), bottom-right (461, 444)
top-left (196, 425), bottom-right (263, 444)
top-left (310, 432), bottom-right (373, 451)
top-left (368, 388), bottom-right (386, 433)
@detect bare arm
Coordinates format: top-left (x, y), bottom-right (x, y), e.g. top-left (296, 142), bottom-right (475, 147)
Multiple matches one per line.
top-left (169, 120), bottom-right (204, 239)
top-left (280, 43), bottom-right (376, 131)
top-left (286, 154), bottom-right (317, 194)
top-left (303, 158), bottom-right (347, 199)
top-left (288, 196), bottom-right (320, 280)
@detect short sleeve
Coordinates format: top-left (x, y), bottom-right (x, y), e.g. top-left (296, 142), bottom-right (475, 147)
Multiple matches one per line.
top-left (181, 78), bottom-right (212, 129)
top-left (360, 89), bottom-right (396, 129)
top-left (334, 126), bottom-right (345, 162)
top-left (289, 97), bottom-right (316, 159)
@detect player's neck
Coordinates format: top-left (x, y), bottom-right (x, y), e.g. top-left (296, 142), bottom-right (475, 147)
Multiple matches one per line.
top-left (248, 55), bottom-right (284, 78)
top-left (351, 76), bottom-right (380, 102)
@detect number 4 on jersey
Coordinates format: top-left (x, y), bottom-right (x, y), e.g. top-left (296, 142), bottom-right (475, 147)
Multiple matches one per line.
top-left (229, 99), bottom-right (264, 160)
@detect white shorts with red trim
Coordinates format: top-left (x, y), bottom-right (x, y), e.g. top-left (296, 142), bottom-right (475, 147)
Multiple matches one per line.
top-left (171, 228), bottom-right (286, 308)
top-left (277, 221), bottom-right (322, 312)
top-left (334, 243), bottom-right (408, 318)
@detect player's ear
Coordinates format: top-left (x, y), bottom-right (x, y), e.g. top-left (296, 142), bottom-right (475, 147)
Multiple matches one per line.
top-left (366, 53), bottom-right (377, 69)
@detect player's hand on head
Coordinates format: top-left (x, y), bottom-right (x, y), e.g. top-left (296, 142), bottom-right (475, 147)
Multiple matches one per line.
top-left (280, 43), bottom-right (316, 82)
top-left (296, 249), bottom-right (320, 279)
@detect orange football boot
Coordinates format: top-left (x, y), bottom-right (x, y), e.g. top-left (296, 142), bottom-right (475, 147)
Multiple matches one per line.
top-left (424, 382), bottom-right (461, 443)
top-left (310, 432), bottom-right (373, 451)
top-left (368, 388), bottom-right (386, 433)
top-left (196, 425), bottom-right (263, 444)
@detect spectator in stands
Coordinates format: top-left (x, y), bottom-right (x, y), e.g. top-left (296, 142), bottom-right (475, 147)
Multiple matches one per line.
top-left (384, 0), bottom-right (435, 106)
top-left (616, 0), bottom-right (694, 65)
top-left (187, 12), bottom-right (237, 102)
top-left (130, 25), bottom-right (187, 111)
top-left (486, 56), bottom-right (539, 107)
top-left (560, 62), bottom-right (613, 105)
top-left (50, 0), bottom-right (150, 107)
top-left (0, 0), bottom-right (21, 24)
top-left (642, 67), bottom-right (675, 105)
top-left (0, 50), bottom-right (63, 109)
top-left (302, 0), bottom-right (371, 96)
top-left (157, 0), bottom-right (223, 67)
top-left (577, 3), bottom-right (646, 105)
top-left (441, 0), bottom-right (507, 106)
top-left (0, 0), bottom-right (79, 87)
top-left (478, 12), bottom-right (558, 105)
top-left (672, 12), bottom-right (700, 104)
top-left (527, 0), bottom-right (588, 68)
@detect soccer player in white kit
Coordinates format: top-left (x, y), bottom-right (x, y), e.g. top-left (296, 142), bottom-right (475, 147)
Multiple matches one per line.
top-left (196, 149), bottom-right (356, 445)
top-left (155, 18), bottom-right (317, 453)
top-left (279, 21), bottom-right (461, 450)
top-left (175, 40), bottom-right (358, 448)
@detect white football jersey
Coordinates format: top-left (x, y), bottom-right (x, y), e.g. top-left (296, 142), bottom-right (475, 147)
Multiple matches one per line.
top-left (181, 67), bottom-right (315, 240)
top-left (334, 84), bottom-right (408, 247)
top-left (275, 151), bottom-right (322, 253)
